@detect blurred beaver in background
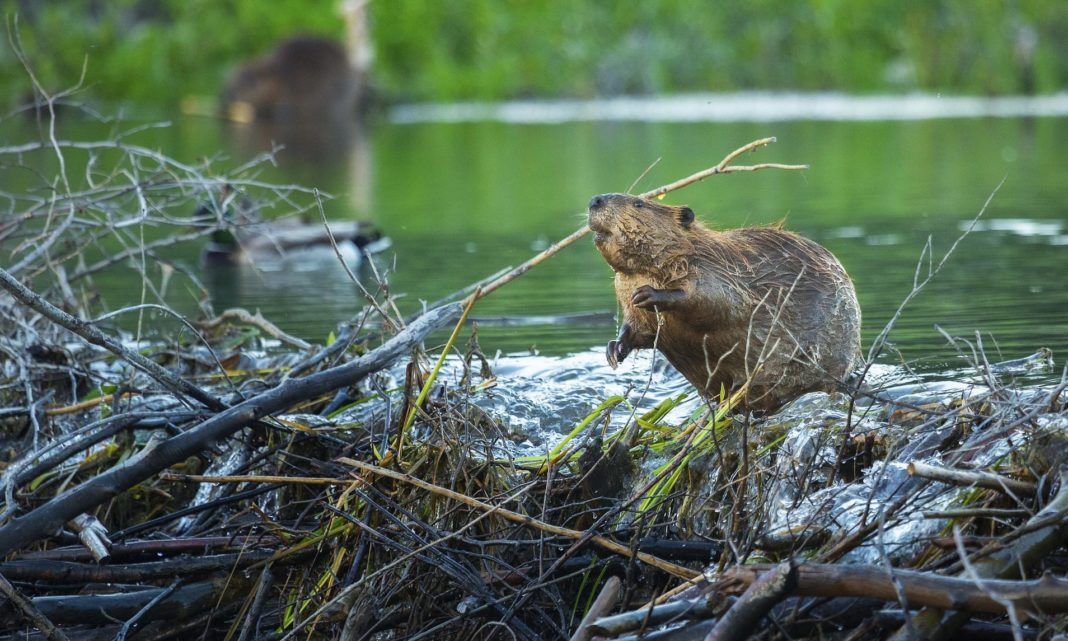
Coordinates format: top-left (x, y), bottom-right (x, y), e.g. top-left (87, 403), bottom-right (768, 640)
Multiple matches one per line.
top-left (219, 37), bottom-right (364, 123)
top-left (587, 193), bottom-right (861, 412)
top-left (219, 1), bottom-right (373, 123)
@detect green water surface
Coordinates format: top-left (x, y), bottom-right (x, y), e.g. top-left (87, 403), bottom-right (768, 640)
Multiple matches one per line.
top-left (4, 111), bottom-right (1067, 370)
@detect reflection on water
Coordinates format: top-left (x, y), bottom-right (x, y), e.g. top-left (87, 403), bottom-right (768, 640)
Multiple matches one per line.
top-left (222, 116), bottom-right (374, 216)
top-left (392, 92), bottom-right (1068, 124)
top-left (4, 98), bottom-right (1067, 373)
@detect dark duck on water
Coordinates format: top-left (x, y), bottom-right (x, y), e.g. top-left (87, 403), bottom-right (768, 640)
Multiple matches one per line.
top-left (193, 184), bottom-right (388, 268)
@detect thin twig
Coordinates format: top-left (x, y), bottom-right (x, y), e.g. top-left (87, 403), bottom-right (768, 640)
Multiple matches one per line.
top-left (198, 308), bottom-right (313, 351)
top-left (114, 580), bottom-right (181, 641)
top-left (471, 137), bottom-right (806, 301)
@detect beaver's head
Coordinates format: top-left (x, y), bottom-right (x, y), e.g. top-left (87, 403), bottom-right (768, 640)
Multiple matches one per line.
top-left (587, 193), bottom-right (697, 276)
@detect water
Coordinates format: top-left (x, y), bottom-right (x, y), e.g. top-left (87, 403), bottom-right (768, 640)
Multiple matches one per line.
top-left (4, 96), bottom-right (1068, 372)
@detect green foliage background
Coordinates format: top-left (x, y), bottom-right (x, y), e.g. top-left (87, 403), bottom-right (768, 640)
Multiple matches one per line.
top-left (3, 0), bottom-right (1067, 109)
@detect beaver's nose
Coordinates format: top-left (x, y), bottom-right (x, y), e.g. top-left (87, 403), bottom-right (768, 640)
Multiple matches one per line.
top-left (588, 194), bottom-right (607, 210)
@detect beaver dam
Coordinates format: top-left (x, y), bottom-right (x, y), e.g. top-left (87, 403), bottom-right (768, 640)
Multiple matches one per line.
top-left (1, 132), bottom-right (1067, 641)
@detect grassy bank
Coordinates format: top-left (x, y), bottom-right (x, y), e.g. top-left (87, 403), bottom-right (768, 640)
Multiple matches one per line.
top-left (3, 0), bottom-right (1068, 110)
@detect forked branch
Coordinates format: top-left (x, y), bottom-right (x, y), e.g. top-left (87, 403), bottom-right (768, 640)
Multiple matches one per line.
top-left (474, 137), bottom-right (807, 299)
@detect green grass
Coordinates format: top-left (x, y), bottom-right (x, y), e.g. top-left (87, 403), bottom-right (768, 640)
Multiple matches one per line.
top-left (4, 1), bottom-right (1068, 110)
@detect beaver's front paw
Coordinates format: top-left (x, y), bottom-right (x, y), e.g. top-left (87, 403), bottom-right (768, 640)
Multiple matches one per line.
top-left (632, 285), bottom-right (685, 311)
top-left (606, 339), bottom-right (629, 369)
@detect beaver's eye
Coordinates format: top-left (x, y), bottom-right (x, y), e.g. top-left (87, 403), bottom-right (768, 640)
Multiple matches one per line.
top-left (633, 200), bottom-right (644, 209)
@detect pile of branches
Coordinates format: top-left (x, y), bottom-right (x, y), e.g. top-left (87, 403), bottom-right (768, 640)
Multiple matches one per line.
top-left (2, 117), bottom-right (1067, 641)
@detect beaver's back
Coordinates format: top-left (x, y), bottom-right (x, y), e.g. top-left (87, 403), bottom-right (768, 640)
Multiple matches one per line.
top-left (619, 225), bottom-right (860, 411)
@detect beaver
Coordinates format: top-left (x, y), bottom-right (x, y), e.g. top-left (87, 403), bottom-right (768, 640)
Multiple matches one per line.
top-left (587, 193), bottom-right (861, 412)
top-left (220, 37), bottom-right (364, 123)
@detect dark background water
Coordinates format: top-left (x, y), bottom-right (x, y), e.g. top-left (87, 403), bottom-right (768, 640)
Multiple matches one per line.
top-left (6, 109), bottom-right (1068, 371)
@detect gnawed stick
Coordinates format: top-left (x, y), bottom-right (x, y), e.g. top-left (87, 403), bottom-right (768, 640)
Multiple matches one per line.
top-left (474, 137), bottom-right (806, 300)
top-left (338, 458), bottom-right (700, 580)
top-left (907, 461), bottom-right (1036, 494)
top-left (570, 575), bottom-right (622, 641)
top-left (67, 513), bottom-right (110, 562)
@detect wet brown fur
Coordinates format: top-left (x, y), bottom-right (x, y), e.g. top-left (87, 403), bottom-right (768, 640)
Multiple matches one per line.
top-left (588, 193), bottom-right (861, 412)
top-left (220, 38), bottom-right (364, 123)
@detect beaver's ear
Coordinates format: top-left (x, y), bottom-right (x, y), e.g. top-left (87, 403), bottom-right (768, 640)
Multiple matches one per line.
top-left (677, 207), bottom-right (695, 228)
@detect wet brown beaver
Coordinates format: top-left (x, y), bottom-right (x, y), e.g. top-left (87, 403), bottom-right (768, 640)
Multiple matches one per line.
top-left (588, 193), bottom-right (861, 412)
top-left (220, 38), bottom-right (364, 123)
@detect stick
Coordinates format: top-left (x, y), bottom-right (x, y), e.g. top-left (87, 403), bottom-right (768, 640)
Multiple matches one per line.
top-left (472, 137), bottom-right (806, 300)
top-left (197, 308), bottom-right (313, 351)
top-left (18, 536), bottom-right (281, 563)
top-left (338, 458), bottom-right (700, 580)
top-left (590, 595), bottom-right (715, 637)
top-left (0, 572), bottom-right (71, 641)
top-left (161, 473), bottom-right (358, 486)
top-left (886, 467), bottom-right (1068, 640)
top-left (705, 561), bottom-right (797, 641)
top-left (907, 461), bottom-right (1036, 494)
top-left (0, 303), bottom-right (461, 558)
top-left (922, 508), bottom-right (1030, 519)
top-left (720, 562), bottom-right (1068, 616)
top-left (570, 576), bottom-right (623, 641)
top-left (114, 580), bottom-right (181, 641)
top-left (44, 392), bottom-right (141, 416)
top-left (0, 552), bottom-right (276, 583)
top-left (236, 567), bottom-right (274, 641)
top-left (26, 580), bottom-right (222, 625)
top-left (67, 513), bottom-right (110, 562)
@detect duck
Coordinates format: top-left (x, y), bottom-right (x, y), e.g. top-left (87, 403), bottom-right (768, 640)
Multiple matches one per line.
top-left (193, 184), bottom-right (389, 268)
